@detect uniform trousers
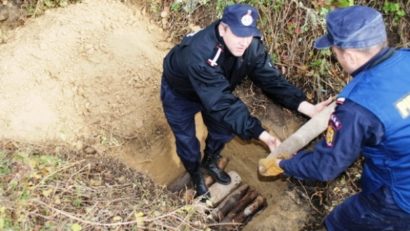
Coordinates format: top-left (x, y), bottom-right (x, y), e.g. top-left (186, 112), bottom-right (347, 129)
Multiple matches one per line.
top-left (160, 76), bottom-right (234, 173)
top-left (326, 187), bottom-right (410, 231)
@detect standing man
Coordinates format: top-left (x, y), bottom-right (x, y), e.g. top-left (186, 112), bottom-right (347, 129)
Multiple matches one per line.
top-left (271, 6), bottom-right (410, 230)
top-left (161, 4), bottom-right (328, 197)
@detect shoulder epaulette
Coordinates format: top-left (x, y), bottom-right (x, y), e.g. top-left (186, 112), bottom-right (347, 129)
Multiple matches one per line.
top-left (336, 97), bottom-right (345, 105)
top-left (207, 44), bottom-right (224, 67)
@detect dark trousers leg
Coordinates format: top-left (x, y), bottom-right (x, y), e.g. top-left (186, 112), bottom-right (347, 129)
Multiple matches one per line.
top-left (161, 78), bottom-right (201, 173)
top-left (325, 188), bottom-right (410, 231)
top-left (202, 112), bottom-right (235, 158)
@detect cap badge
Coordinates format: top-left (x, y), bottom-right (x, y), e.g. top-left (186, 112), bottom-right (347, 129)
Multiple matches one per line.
top-left (241, 10), bottom-right (253, 26)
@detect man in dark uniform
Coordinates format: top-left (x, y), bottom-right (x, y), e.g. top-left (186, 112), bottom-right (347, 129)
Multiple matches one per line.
top-left (270, 6), bottom-right (410, 230)
top-left (161, 4), bottom-right (329, 197)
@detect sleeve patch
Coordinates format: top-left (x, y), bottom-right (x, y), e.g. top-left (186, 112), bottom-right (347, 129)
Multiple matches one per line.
top-left (325, 125), bottom-right (335, 147)
top-left (396, 93), bottom-right (410, 119)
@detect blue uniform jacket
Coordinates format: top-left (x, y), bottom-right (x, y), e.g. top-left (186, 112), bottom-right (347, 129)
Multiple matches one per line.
top-left (280, 48), bottom-right (410, 213)
top-left (163, 20), bottom-right (306, 140)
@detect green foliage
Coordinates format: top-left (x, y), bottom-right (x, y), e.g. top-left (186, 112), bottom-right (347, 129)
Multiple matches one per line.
top-left (19, 189), bottom-right (31, 201)
top-left (238, 0), bottom-right (274, 5)
top-left (71, 223), bottom-right (82, 231)
top-left (216, 0), bottom-right (235, 15)
top-left (319, 7), bottom-right (330, 16)
top-left (72, 197), bottom-right (83, 208)
top-left (41, 222), bottom-right (58, 231)
top-left (35, 154), bottom-right (62, 168)
top-left (271, 53), bottom-right (278, 63)
top-left (334, 0), bottom-right (354, 7)
top-left (0, 206), bottom-right (14, 230)
top-left (43, 0), bottom-right (69, 8)
top-left (0, 214), bottom-right (18, 230)
top-left (170, 2), bottom-right (183, 12)
top-left (310, 59), bottom-right (323, 68)
top-left (272, 0), bottom-right (284, 11)
top-left (0, 152), bottom-right (11, 176)
top-left (147, 0), bottom-right (161, 13)
top-left (311, 49), bottom-right (332, 75)
top-left (23, 0), bottom-right (82, 17)
top-left (0, 150), bottom-right (67, 230)
top-left (170, 0), bottom-right (211, 13)
top-left (383, 1), bottom-right (406, 22)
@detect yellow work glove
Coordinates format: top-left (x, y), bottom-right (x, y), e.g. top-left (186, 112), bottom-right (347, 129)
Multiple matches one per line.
top-left (258, 156), bottom-right (284, 177)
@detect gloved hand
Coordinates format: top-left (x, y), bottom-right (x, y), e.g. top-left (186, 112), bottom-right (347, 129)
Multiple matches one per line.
top-left (258, 155), bottom-right (284, 176)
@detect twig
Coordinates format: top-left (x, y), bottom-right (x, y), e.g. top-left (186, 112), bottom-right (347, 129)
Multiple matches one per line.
top-left (287, 178), bottom-right (324, 215)
top-left (208, 221), bottom-right (243, 227)
top-left (33, 199), bottom-right (143, 227)
top-left (33, 0), bottom-right (43, 17)
top-left (33, 199), bottom-right (206, 229)
top-left (32, 160), bottom-right (85, 190)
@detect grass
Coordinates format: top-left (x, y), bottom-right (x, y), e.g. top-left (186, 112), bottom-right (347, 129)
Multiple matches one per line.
top-left (0, 141), bottom-right (212, 231)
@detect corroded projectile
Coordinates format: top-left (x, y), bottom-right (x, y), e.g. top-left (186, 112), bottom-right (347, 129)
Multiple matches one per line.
top-left (220, 189), bottom-right (258, 223)
top-left (243, 195), bottom-right (266, 217)
top-left (211, 184), bottom-right (249, 221)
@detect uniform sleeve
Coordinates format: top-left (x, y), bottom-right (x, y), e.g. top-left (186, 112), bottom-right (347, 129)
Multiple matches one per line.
top-left (188, 62), bottom-right (265, 140)
top-left (279, 100), bottom-right (385, 181)
top-left (248, 40), bottom-right (306, 111)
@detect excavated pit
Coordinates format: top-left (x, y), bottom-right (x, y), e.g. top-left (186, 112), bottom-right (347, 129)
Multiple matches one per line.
top-left (0, 0), bottom-right (310, 230)
top-left (165, 108), bottom-right (310, 230)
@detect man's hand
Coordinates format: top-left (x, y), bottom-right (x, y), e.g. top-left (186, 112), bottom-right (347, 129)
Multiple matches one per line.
top-left (258, 155), bottom-right (284, 176)
top-left (314, 96), bottom-right (334, 115)
top-left (298, 96), bottom-right (334, 118)
top-left (258, 131), bottom-right (281, 152)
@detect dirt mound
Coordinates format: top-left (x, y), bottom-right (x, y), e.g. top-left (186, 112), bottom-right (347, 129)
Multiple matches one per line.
top-left (1, 0), bottom-right (163, 142)
top-left (0, 0), bottom-right (186, 183)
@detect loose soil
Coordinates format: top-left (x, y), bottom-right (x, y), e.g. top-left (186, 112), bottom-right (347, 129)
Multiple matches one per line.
top-left (0, 0), bottom-right (312, 230)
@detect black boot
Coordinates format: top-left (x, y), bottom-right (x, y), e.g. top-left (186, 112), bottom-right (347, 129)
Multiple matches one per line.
top-left (202, 153), bottom-right (231, 185)
top-left (190, 171), bottom-right (209, 198)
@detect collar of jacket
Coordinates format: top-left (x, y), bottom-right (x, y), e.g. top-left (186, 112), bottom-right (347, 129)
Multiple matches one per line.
top-left (352, 47), bottom-right (396, 77)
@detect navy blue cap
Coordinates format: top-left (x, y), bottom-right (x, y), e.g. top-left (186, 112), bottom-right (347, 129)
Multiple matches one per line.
top-left (315, 6), bottom-right (387, 49)
top-left (221, 4), bottom-right (261, 37)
